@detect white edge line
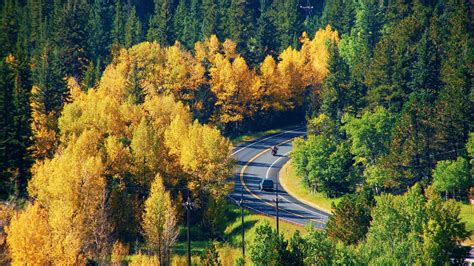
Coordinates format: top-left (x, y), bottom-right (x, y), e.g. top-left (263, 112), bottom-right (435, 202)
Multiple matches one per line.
top-left (265, 151), bottom-right (290, 179)
top-left (231, 128), bottom-right (304, 156)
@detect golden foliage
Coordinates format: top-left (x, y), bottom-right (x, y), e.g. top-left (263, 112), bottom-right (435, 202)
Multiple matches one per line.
top-left (142, 174), bottom-right (178, 263)
top-left (12, 28), bottom-right (341, 262)
top-left (6, 203), bottom-right (51, 265)
top-left (28, 130), bottom-right (107, 264)
top-left (111, 240), bottom-right (130, 264)
top-left (165, 120), bottom-right (234, 198)
top-left (209, 54), bottom-right (255, 127)
top-left (0, 203), bottom-right (17, 265)
top-left (29, 85), bottom-right (59, 161)
top-left (100, 42), bottom-right (205, 103)
top-left (129, 253), bottom-right (160, 266)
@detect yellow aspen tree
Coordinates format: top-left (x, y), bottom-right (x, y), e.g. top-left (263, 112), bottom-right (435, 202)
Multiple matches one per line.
top-left (130, 118), bottom-right (163, 187)
top-left (277, 46), bottom-right (306, 108)
top-left (253, 55), bottom-right (286, 112)
top-left (29, 85), bottom-right (59, 161)
top-left (165, 119), bottom-right (234, 198)
top-left (142, 174), bottom-right (178, 264)
top-left (6, 203), bottom-right (51, 265)
top-left (204, 35), bottom-right (221, 64)
top-left (28, 130), bottom-right (108, 264)
top-left (164, 43), bottom-right (206, 102)
top-left (301, 25), bottom-right (340, 85)
top-left (209, 54), bottom-right (254, 130)
top-left (222, 39), bottom-right (237, 60)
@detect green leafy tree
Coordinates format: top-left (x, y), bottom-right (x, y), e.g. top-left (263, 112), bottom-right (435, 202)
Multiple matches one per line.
top-left (361, 185), bottom-right (469, 264)
top-left (249, 222), bottom-right (290, 266)
top-left (303, 228), bottom-right (335, 265)
top-left (343, 107), bottom-right (395, 166)
top-left (432, 157), bottom-right (471, 199)
top-left (292, 135), bottom-right (356, 197)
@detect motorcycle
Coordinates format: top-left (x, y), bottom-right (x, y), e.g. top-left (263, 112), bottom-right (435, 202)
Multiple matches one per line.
top-left (271, 146), bottom-right (278, 156)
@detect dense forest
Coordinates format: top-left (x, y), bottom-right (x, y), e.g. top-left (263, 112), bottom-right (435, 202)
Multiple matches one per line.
top-left (0, 0), bottom-right (473, 264)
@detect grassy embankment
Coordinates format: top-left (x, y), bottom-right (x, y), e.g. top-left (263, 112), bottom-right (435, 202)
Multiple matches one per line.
top-left (460, 204), bottom-right (474, 245)
top-left (230, 124), bottom-right (304, 146)
top-left (279, 160), bottom-right (340, 213)
top-left (168, 202), bottom-right (305, 265)
top-left (230, 128), bottom-right (283, 145)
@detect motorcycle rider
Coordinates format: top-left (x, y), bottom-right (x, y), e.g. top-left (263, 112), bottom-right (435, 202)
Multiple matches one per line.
top-left (271, 145), bottom-right (278, 156)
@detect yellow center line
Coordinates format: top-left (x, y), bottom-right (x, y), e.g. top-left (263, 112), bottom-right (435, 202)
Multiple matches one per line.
top-left (239, 138), bottom-right (325, 225)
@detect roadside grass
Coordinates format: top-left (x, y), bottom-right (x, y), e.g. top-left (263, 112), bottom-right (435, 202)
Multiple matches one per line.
top-left (230, 124), bottom-right (304, 146)
top-left (279, 160), bottom-right (340, 213)
top-left (460, 204), bottom-right (474, 245)
top-left (223, 202), bottom-right (305, 246)
top-left (231, 128), bottom-right (283, 145)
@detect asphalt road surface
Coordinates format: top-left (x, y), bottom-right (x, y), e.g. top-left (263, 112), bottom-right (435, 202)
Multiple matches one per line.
top-left (229, 127), bottom-right (330, 228)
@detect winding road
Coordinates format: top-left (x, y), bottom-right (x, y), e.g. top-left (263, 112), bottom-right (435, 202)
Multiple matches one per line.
top-left (229, 127), bottom-right (330, 228)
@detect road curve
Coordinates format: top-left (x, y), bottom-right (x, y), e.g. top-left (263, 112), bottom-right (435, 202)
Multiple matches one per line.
top-left (229, 127), bottom-right (330, 228)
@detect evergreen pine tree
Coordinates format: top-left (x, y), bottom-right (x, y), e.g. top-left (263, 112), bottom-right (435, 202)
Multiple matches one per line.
top-left (270, 0), bottom-right (300, 52)
top-left (433, 0), bottom-right (473, 156)
top-left (124, 5), bottom-right (142, 48)
top-left (321, 44), bottom-right (354, 122)
top-left (51, 0), bottom-right (91, 79)
top-left (320, 0), bottom-right (355, 35)
top-left (184, 0), bottom-right (200, 47)
top-left (0, 59), bottom-right (16, 198)
top-left (31, 44), bottom-right (68, 118)
top-left (216, 0), bottom-right (231, 39)
top-left (253, 0), bottom-right (276, 64)
top-left (173, 0), bottom-right (187, 44)
top-left (0, 0), bottom-right (19, 57)
top-left (112, 0), bottom-right (125, 46)
top-left (201, 0), bottom-right (217, 39)
top-left (228, 0), bottom-right (255, 58)
top-left (88, 0), bottom-right (110, 60)
top-left (147, 0), bottom-right (173, 45)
